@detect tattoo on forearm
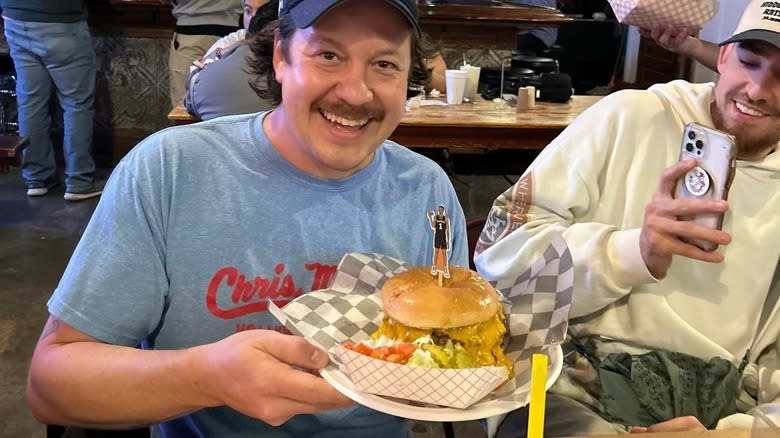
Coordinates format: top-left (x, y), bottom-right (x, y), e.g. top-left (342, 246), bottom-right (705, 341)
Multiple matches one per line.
top-left (40, 318), bottom-right (62, 340)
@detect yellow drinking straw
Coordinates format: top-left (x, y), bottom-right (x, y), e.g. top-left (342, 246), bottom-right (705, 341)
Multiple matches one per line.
top-left (527, 353), bottom-right (549, 438)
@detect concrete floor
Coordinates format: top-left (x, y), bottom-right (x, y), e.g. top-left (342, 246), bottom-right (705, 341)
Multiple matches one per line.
top-left (0, 166), bottom-right (516, 438)
top-left (1, 168), bottom-right (99, 437)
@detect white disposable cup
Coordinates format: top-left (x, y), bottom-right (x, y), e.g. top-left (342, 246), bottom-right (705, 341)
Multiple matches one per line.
top-left (459, 64), bottom-right (481, 101)
top-left (445, 69), bottom-right (468, 105)
top-left (516, 86), bottom-right (536, 111)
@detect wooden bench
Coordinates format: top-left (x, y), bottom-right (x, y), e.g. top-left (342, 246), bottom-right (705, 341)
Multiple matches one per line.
top-left (0, 135), bottom-right (28, 173)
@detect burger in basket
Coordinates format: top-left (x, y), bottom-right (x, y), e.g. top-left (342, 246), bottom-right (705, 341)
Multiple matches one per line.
top-left (345, 265), bottom-right (514, 377)
top-left (333, 205), bottom-right (513, 409)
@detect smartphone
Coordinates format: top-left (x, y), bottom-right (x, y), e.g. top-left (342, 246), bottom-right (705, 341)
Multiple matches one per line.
top-left (674, 123), bottom-right (737, 252)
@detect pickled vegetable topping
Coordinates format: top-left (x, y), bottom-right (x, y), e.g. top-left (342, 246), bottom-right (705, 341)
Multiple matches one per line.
top-left (342, 335), bottom-right (479, 368)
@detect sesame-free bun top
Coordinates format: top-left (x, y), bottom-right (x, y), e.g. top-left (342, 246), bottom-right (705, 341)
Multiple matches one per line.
top-left (380, 266), bottom-right (500, 329)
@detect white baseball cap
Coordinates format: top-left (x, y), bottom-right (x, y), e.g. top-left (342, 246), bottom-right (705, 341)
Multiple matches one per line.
top-left (720, 0), bottom-right (780, 48)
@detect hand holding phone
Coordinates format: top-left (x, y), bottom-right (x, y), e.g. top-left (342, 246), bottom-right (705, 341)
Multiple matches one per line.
top-left (674, 123), bottom-right (736, 252)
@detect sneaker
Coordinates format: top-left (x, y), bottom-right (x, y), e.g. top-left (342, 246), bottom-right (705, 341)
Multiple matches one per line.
top-left (26, 179), bottom-right (59, 197)
top-left (27, 186), bottom-right (50, 196)
top-left (64, 182), bottom-right (104, 201)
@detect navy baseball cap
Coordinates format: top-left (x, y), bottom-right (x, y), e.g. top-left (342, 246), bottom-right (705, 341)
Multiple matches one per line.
top-left (278, 0), bottom-right (421, 36)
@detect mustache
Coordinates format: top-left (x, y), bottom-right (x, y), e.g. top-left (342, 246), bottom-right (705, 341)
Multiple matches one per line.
top-left (316, 100), bottom-right (385, 122)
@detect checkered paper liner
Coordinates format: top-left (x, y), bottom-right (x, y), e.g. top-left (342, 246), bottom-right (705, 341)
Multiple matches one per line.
top-left (269, 237), bottom-right (573, 409)
top-left (608, 0), bottom-right (718, 28)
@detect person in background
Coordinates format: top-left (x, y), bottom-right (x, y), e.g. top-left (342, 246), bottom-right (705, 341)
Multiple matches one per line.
top-left (420, 33), bottom-right (447, 93)
top-left (514, 0), bottom-right (558, 55)
top-left (426, 54), bottom-right (447, 92)
top-left (163, 0), bottom-right (242, 107)
top-left (183, 0), bottom-right (277, 120)
top-left (204, 0), bottom-right (269, 58)
top-left (476, 0), bottom-right (779, 436)
top-left (640, 25), bottom-right (719, 72)
top-left (1, 0), bottom-right (102, 200)
top-left (26, 2), bottom-right (468, 438)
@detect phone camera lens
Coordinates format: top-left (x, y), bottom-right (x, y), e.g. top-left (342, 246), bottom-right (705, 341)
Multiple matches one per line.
top-left (686, 143), bottom-right (694, 152)
top-left (695, 140), bottom-right (703, 149)
top-left (688, 131), bottom-right (696, 140)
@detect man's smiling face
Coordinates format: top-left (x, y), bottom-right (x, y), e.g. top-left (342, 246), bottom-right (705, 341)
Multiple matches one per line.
top-left (266, 0), bottom-right (412, 180)
top-left (712, 40), bottom-right (780, 160)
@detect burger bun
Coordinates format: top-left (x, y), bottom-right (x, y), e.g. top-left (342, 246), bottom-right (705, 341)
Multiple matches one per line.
top-left (381, 266), bottom-right (500, 329)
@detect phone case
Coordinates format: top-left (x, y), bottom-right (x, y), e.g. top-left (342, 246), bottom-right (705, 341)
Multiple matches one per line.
top-left (674, 123), bottom-right (736, 252)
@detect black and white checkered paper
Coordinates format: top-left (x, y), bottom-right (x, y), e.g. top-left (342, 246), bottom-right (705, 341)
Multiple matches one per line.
top-left (269, 235), bottom-right (573, 408)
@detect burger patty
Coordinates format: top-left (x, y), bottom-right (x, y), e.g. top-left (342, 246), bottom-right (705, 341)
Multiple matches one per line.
top-left (430, 330), bottom-right (451, 346)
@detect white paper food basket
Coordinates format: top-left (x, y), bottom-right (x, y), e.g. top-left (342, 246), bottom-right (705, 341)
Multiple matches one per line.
top-left (334, 344), bottom-right (509, 409)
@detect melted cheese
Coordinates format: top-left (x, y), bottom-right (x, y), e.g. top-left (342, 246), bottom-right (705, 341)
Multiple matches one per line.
top-left (372, 313), bottom-right (514, 377)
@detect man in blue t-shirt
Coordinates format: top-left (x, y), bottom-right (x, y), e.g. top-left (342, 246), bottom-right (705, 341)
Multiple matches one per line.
top-left (26, 1), bottom-right (468, 437)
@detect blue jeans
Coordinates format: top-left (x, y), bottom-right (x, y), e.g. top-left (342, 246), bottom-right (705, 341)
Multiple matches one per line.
top-left (3, 18), bottom-right (96, 192)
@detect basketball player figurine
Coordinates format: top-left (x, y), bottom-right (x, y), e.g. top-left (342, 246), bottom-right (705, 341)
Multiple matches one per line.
top-left (427, 204), bottom-right (451, 283)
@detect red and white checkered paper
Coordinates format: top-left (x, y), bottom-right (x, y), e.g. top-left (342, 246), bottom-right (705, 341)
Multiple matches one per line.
top-left (608, 0), bottom-right (718, 28)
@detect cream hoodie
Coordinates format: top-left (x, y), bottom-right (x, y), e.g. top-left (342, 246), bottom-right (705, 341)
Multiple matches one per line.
top-left (475, 80), bottom-right (780, 428)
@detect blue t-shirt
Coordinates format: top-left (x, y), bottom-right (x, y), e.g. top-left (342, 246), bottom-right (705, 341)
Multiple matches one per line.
top-left (49, 111), bottom-right (468, 438)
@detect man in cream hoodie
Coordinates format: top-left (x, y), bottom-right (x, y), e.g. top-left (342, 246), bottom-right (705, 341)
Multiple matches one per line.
top-left (476, 0), bottom-right (780, 435)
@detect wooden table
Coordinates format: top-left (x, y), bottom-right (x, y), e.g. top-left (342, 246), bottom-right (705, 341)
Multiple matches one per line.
top-left (167, 95), bottom-right (602, 154)
top-left (168, 102), bottom-right (198, 126)
top-left (562, 430), bottom-right (750, 438)
top-left (391, 95), bottom-right (601, 153)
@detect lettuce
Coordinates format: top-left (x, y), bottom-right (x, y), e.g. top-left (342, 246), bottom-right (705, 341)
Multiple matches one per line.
top-left (406, 339), bottom-right (478, 369)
